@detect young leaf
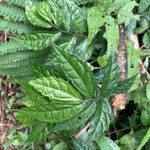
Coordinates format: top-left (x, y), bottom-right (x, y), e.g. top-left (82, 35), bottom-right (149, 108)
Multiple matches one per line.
top-left (35, 1), bottom-right (52, 23)
top-left (50, 45), bottom-right (96, 98)
top-left (29, 76), bottom-right (82, 102)
top-left (17, 103), bottom-right (85, 124)
top-left (85, 99), bottom-right (112, 142)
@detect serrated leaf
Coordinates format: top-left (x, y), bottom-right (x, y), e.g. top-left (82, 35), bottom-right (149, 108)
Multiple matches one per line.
top-left (87, 5), bottom-right (106, 43)
top-left (55, 102), bottom-right (96, 130)
top-left (85, 99), bottom-right (112, 142)
top-left (50, 45), bottom-right (96, 98)
top-left (109, 75), bottom-right (137, 96)
top-left (26, 0), bottom-right (51, 28)
top-left (17, 103), bottom-right (84, 124)
top-left (47, 0), bottom-right (87, 32)
top-left (31, 64), bottom-right (61, 78)
top-left (14, 32), bottom-right (61, 51)
top-left (96, 135), bottom-right (120, 150)
top-left (20, 82), bottom-right (49, 106)
top-left (101, 51), bottom-right (120, 97)
top-left (29, 76), bottom-right (81, 102)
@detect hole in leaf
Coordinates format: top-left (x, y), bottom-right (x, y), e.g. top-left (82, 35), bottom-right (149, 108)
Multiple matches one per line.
top-left (78, 117), bottom-right (82, 120)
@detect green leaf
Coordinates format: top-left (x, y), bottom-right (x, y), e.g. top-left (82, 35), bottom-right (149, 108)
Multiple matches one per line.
top-left (53, 142), bottom-right (69, 150)
top-left (29, 76), bottom-right (82, 103)
top-left (50, 45), bottom-right (96, 98)
top-left (17, 103), bottom-right (84, 124)
top-left (47, 0), bottom-right (87, 32)
top-left (0, 3), bottom-right (26, 22)
top-left (55, 102), bottom-right (96, 130)
top-left (139, 0), bottom-right (150, 13)
top-left (146, 81), bottom-right (150, 100)
top-left (117, 1), bottom-right (139, 25)
top-left (110, 0), bottom-right (131, 12)
top-left (71, 138), bottom-right (97, 150)
top-left (137, 127), bottom-right (150, 150)
top-left (20, 82), bottom-right (49, 106)
top-left (5, 0), bottom-right (25, 8)
top-left (31, 64), bottom-right (61, 78)
top-left (96, 135), bottom-right (120, 150)
top-left (14, 32), bottom-right (61, 50)
top-left (26, 0), bottom-right (51, 28)
top-left (101, 51), bottom-right (120, 97)
top-left (85, 99), bottom-right (112, 142)
top-left (73, 0), bottom-right (96, 5)
top-left (103, 16), bottom-right (119, 55)
top-left (35, 1), bottom-right (52, 23)
top-left (87, 5), bottom-right (106, 43)
top-left (27, 123), bottom-right (52, 142)
top-left (141, 108), bottom-right (150, 126)
top-left (128, 42), bottom-right (141, 91)
top-left (143, 31), bottom-right (150, 47)
top-left (97, 55), bottom-right (108, 67)
top-left (0, 18), bottom-right (35, 34)
top-left (109, 75), bottom-right (137, 96)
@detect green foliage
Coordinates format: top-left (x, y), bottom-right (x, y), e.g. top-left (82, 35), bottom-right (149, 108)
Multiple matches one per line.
top-left (14, 32), bottom-right (61, 50)
top-left (49, 45), bottom-right (96, 98)
top-left (47, 0), bottom-right (87, 32)
top-left (0, 3), bottom-right (26, 22)
top-left (0, 0), bottom-right (148, 149)
top-left (73, 0), bottom-right (96, 5)
top-left (29, 76), bottom-right (82, 102)
top-left (0, 18), bottom-right (35, 34)
top-left (100, 51), bottom-right (120, 97)
top-left (5, 0), bottom-right (26, 8)
top-left (96, 135), bottom-right (120, 150)
top-left (137, 127), bottom-right (150, 150)
top-left (85, 99), bottom-right (113, 142)
top-left (25, 0), bottom-right (52, 28)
